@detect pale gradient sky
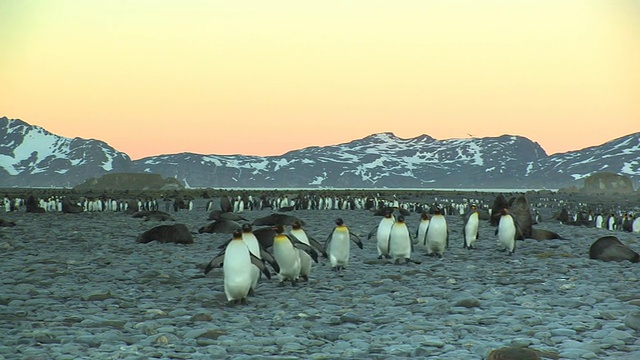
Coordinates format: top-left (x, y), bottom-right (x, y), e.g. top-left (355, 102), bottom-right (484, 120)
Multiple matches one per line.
top-left (1, 0), bottom-right (638, 160)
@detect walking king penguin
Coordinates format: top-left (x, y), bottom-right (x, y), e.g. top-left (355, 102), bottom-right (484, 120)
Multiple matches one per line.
top-left (204, 230), bottom-right (271, 305)
top-left (425, 209), bottom-right (448, 258)
top-left (496, 208), bottom-right (521, 255)
top-left (416, 212), bottom-right (431, 247)
top-left (241, 224), bottom-right (278, 294)
top-left (272, 225), bottom-right (318, 285)
top-left (389, 215), bottom-right (414, 264)
top-left (368, 209), bottom-right (395, 259)
top-left (463, 204), bottom-right (480, 249)
top-left (289, 221), bottom-right (326, 281)
top-left (325, 218), bottom-right (363, 271)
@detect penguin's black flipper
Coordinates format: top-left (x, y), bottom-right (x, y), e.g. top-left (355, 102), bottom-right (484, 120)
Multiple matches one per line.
top-left (217, 238), bottom-right (232, 250)
top-left (250, 253), bottom-right (271, 280)
top-left (260, 249), bottom-right (280, 274)
top-left (204, 252), bottom-right (225, 274)
top-left (367, 225), bottom-right (379, 240)
top-left (293, 241), bottom-right (319, 263)
top-left (324, 230), bottom-right (335, 253)
top-left (307, 236), bottom-right (328, 258)
top-left (350, 233), bottom-right (364, 249)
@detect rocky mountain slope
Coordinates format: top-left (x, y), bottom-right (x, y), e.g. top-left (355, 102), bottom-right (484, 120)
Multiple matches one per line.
top-left (1, 116), bottom-right (638, 189)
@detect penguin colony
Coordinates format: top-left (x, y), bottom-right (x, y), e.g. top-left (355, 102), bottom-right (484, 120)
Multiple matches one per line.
top-left (198, 193), bottom-right (561, 305)
top-left (5, 191), bottom-right (639, 306)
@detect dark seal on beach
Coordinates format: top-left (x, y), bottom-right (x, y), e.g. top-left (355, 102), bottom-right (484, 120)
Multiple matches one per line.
top-left (137, 224), bottom-right (194, 244)
top-left (589, 236), bottom-right (640, 263)
top-left (251, 213), bottom-right (305, 227)
top-left (0, 218), bottom-right (16, 227)
top-left (25, 194), bottom-right (46, 213)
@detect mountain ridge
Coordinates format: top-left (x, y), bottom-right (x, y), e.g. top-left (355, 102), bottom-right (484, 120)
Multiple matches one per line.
top-left (1, 116), bottom-right (638, 189)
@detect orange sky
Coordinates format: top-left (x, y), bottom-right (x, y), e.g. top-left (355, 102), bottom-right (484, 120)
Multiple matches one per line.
top-left (1, 1), bottom-right (638, 160)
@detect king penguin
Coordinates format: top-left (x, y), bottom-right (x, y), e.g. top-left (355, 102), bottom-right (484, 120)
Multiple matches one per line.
top-left (325, 218), bottom-right (363, 271)
top-left (416, 212), bottom-right (430, 247)
top-left (204, 230), bottom-right (271, 305)
top-left (495, 208), bottom-right (521, 255)
top-left (389, 215), bottom-right (414, 264)
top-left (241, 224), bottom-right (278, 294)
top-left (289, 221), bottom-right (326, 281)
top-left (368, 209), bottom-right (395, 259)
top-left (272, 225), bottom-right (318, 285)
top-left (463, 204), bottom-right (480, 249)
top-left (425, 209), bottom-right (448, 258)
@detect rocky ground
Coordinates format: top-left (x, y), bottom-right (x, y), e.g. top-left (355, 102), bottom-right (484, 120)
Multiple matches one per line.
top-left (1, 198), bottom-right (640, 359)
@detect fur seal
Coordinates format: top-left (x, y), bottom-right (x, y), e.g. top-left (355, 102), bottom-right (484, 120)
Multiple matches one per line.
top-left (251, 213), bottom-right (305, 227)
top-left (530, 227), bottom-right (563, 241)
top-left (0, 218), bottom-right (16, 227)
top-left (131, 210), bottom-right (175, 221)
top-left (489, 194), bottom-right (509, 226)
top-left (198, 219), bottom-right (242, 234)
top-left (508, 194), bottom-right (533, 239)
top-left (589, 236), bottom-right (640, 263)
top-left (25, 195), bottom-right (46, 213)
top-left (487, 347), bottom-right (541, 360)
top-left (61, 198), bottom-right (84, 214)
top-left (137, 224), bottom-right (194, 244)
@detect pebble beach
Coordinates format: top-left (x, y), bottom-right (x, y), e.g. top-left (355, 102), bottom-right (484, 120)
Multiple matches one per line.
top-left (1, 197), bottom-right (640, 359)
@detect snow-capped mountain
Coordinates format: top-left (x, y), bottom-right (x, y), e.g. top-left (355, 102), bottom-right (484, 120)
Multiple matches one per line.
top-left (1, 116), bottom-right (638, 189)
top-left (0, 117), bottom-right (132, 187)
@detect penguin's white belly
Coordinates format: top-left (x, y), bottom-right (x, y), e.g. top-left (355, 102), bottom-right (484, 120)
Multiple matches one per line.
top-left (329, 232), bottom-right (350, 266)
top-left (464, 215), bottom-right (479, 247)
top-left (298, 249), bottom-right (312, 277)
top-left (426, 218), bottom-right (447, 254)
top-left (498, 219), bottom-right (516, 251)
top-left (376, 221), bottom-right (394, 255)
top-left (389, 227), bottom-right (411, 259)
top-left (223, 245), bottom-right (253, 301)
top-left (274, 243), bottom-right (301, 280)
top-left (417, 221), bottom-right (429, 246)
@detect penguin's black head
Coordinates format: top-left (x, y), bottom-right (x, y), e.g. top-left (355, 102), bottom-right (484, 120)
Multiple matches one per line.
top-left (335, 218), bottom-right (344, 226)
top-left (292, 221), bottom-right (302, 229)
top-left (232, 230), bottom-right (243, 239)
top-left (397, 215), bottom-right (405, 222)
top-left (470, 204), bottom-right (477, 210)
top-left (242, 223), bottom-right (252, 232)
top-left (421, 212), bottom-right (430, 220)
top-left (273, 224), bottom-right (285, 234)
top-left (434, 208), bottom-right (442, 215)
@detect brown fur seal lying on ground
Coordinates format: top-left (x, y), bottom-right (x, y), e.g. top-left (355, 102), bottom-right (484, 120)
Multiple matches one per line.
top-left (198, 219), bottom-right (242, 234)
top-left (137, 224), bottom-right (193, 244)
top-left (131, 210), bottom-right (175, 221)
top-left (251, 213), bottom-right (305, 227)
top-left (0, 218), bottom-right (16, 227)
top-left (61, 198), bottom-right (84, 214)
top-left (589, 236), bottom-right (640, 263)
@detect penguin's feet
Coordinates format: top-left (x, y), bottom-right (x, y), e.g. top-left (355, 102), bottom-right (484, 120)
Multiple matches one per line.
top-left (248, 288), bottom-right (255, 296)
top-left (278, 281), bottom-right (286, 287)
top-left (377, 255), bottom-right (384, 259)
top-left (300, 275), bottom-right (309, 282)
top-left (291, 280), bottom-right (298, 287)
top-left (384, 255), bottom-right (392, 259)
top-left (240, 298), bottom-right (248, 305)
top-left (498, 248), bottom-right (507, 252)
